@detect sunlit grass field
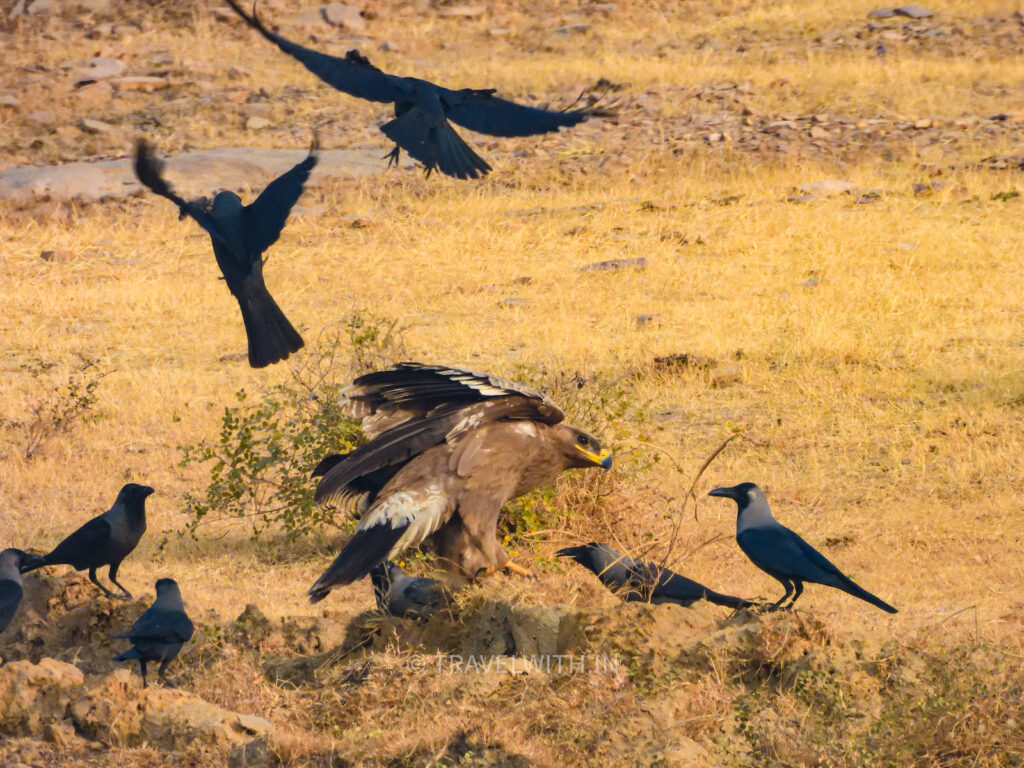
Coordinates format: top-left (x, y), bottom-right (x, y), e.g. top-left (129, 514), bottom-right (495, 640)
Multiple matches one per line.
top-left (3, 0), bottom-right (1024, 764)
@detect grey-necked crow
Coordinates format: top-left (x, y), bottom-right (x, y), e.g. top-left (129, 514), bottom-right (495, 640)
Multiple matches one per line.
top-left (224, 0), bottom-right (608, 180)
top-left (557, 542), bottom-right (752, 609)
top-left (369, 561), bottom-right (451, 620)
top-left (708, 482), bottom-right (897, 613)
top-left (113, 578), bottom-right (194, 687)
top-left (134, 138), bottom-right (317, 368)
top-left (20, 483), bottom-right (153, 599)
top-left (0, 549), bottom-right (32, 636)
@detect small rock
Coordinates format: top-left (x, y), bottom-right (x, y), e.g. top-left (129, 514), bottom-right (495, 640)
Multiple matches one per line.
top-left (226, 66), bottom-right (250, 80)
top-left (635, 314), bottom-right (662, 326)
top-left (72, 56), bottom-right (125, 85)
top-left (27, 109), bottom-right (56, 125)
top-left (78, 118), bottom-right (114, 134)
top-left (322, 2), bottom-right (365, 30)
top-left (74, 80), bottom-right (114, 107)
top-left (499, 297), bottom-right (532, 308)
top-left (706, 132), bottom-right (725, 142)
top-left (868, 7), bottom-right (895, 18)
top-left (787, 193), bottom-right (814, 203)
top-left (550, 23), bottom-right (590, 35)
top-left (26, 0), bottom-right (52, 13)
top-left (802, 278), bottom-right (820, 289)
top-left (40, 249), bottom-right (78, 262)
top-left (893, 3), bottom-right (933, 18)
top-left (110, 76), bottom-right (169, 92)
top-left (293, 5), bottom-right (326, 26)
top-left (438, 4), bottom-right (486, 17)
top-left (913, 118), bottom-right (932, 129)
top-left (710, 362), bottom-right (743, 387)
top-left (579, 257), bottom-right (646, 272)
top-left (151, 53), bottom-right (174, 66)
top-left (238, 103), bottom-right (271, 117)
top-left (653, 352), bottom-right (714, 370)
top-left (228, 736), bottom-right (278, 768)
top-left (0, 94), bottom-right (19, 107)
top-left (798, 179), bottom-right (858, 197)
top-left (809, 126), bottom-right (828, 139)
top-left (245, 116), bottom-right (272, 130)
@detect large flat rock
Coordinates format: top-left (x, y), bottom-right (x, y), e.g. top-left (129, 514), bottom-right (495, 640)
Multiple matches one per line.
top-left (0, 146), bottom-right (384, 203)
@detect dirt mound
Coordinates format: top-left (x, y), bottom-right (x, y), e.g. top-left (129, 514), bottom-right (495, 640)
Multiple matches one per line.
top-left (0, 659), bottom-right (274, 759)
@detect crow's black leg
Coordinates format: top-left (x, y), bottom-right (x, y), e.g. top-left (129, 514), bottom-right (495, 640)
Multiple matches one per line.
top-left (88, 567), bottom-right (117, 599)
top-left (108, 561), bottom-right (132, 599)
top-left (140, 660), bottom-right (148, 688)
top-left (785, 580), bottom-right (804, 610)
top-left (383, 146), bottom-right (401, 167)
top-left (770, 579), bottom-right (794, 611)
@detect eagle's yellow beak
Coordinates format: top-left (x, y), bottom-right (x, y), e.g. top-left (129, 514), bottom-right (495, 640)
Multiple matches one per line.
top-left (577, 446), bottom-right (613, 470)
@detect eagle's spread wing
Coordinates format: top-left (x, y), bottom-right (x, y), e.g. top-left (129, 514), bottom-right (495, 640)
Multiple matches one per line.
top-left (244, 137), bottom-right (318, 255)
top-left (314, 364), bottom-right (564, 506)
top-left (224, 0), bottom-right (403, 104)
top-left (346, 362), bottom-right (564, 436)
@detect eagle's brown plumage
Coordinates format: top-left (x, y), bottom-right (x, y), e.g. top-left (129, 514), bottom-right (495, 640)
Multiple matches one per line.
top-left (308, 363), bottom-right (611, 602)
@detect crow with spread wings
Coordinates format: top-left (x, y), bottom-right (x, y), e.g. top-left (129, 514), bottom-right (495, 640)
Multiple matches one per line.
top-left (133, 138), bottom-right (317, 368)
top-left (224, 0), bottom-right (608, 180)
top-left (308, 363), bottom-right (613, 602)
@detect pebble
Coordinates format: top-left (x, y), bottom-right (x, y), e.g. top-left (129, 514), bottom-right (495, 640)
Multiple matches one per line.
top-left (438, 5), bottom-right (486, 18)
top-left (78, 118), bottom-right (114, 134)
top-left (894, 4), bottom-right (934, 18)
top-left (27, 109), bottom-right (56, 125)
top-left (798, 179), bottom-right (858, 197)
top-left (499, 297), bottom-right (532, 308)
top-left (245, 116), bottom-right (272, 130)
top-left (72, 56), bottom-right (125, 85)
top-left (322, 3), bottom-right (365, 30)
top-left (74, 80), bottom-right (114, 107)
top-left (579, 257), bottom-right (647, 272)
top-left (0, 94), bottom-right (19, 107)
top-left (110, 76), bottom-right (170, 92)
top-left (868, 7), bottom-right (895, 18)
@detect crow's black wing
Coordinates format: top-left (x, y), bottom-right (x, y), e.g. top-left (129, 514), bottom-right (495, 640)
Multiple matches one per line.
top-left (441, 88), bottom-right (594, 137)
top-left (124, 608), bottom-right (195, 644)
top-left (134, 140), bottom-right (223, 238)
top-left (224, 0), bottom-right (404, 103)
top-left (45, 517), bottom-right (112, 570)
top-left (244, 138), bottom-right (319, 255)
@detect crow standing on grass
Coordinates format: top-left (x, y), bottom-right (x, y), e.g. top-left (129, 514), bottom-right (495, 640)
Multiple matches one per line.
top-left (223, 0), bottom-right (609, 179)
top-left (20, 483), bottom-right (153, 599)
top-left (133, 137), bottom-right (318, 368)
top-left (557, 542), bottom-right (753, 610)
top-left (113, 578), bottom-right (194, 688)
top-left (0, 549), bottom-right (33, 637)
top-left (708, 483), bottom-right (898, 613)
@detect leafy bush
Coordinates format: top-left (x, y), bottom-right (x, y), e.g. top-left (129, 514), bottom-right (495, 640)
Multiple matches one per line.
top-left (0, 357), bottom-right (107, 460)
top-left (178, 314), bottom-right (405, 539)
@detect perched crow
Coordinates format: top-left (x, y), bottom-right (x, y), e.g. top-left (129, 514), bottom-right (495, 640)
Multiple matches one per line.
top-left (557, 542), bottom-right (752, 610)
top-left (708, 483), bottom-right (897, 613)
top-left (308, 363), bottom-right (612, 602)
top-left (369, 561), bottom-right (452, 620)
top-left (20, 484), bottom-right (153, 599)
top-left (134, 138), bottom-right (317, 368)
top-left (224, 0), bottom-right (608, 179)
top-left (0, 549), bottom-right (32, 637)
top-left (113, 578), bottom-right (194, 687)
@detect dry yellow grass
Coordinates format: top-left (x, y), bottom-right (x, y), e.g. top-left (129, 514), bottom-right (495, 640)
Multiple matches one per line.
top-left (3, 0), bottom-right (1024, 765)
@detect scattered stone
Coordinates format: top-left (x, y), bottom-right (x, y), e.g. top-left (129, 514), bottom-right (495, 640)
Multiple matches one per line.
top-left (580, 257), bottom-right (646, 272)
top-left (293, 5), bottom-right (327, 26)
top-left (438, 5), bottom-right (486, 18)
top-left (72, 56), bottom-right (125, 85)
top-left (913, 118), bottom-right (932, 129)
top-left (787, 193), bottom-right (814, 203)
top-left (635, 314), bottom-right (662, 326)
top-left (151, 53), bottom-right (174, 66)
top-left (868, 7), bottom-right (895, 18)
top-left (0, 659), bottom-right (85, 738)
top-left (78, 118), bottom-right (113, 134)
top-left (710, 362), bottom-right (743, 387)
top-left (245, 116), bottom-right (272, 130)
top-left (40, 249), bottom-right (78, 262)
top-left (74, 80), bottom-right (114, 107)
top-left (499, 297), bottom-right (532, 308)
top-left (809, 125), bottom-right (829, 139)
top-left (25, 0), bottom-right (52, 14)
top-left (802, 278), bottom-right (821, 289)
top-left (26, 109), bottom-right (56, 126)
top-left (0, 95), bottom-right (19, 107)
top-left (228, 737), bottom-right (279, 768)
top-left (798, 179), bottom-right (858, 197)
top-left (652, 352), bottom-right (714, 370)
top-left (110, 76), bottom-right (170, 92)
top-left (322, 2), bottom-right (365, 30)
top-left (893, 4), bottom-right (933, 18)
top-left (550, 23), bottom-right (590, 35)
top-left (226, 66), bottom-right (250, 80)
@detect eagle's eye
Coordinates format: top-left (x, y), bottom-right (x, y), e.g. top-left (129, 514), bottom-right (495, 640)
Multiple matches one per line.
top-left (577, 434), bottom-right (590, 447)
